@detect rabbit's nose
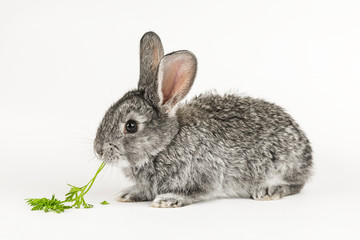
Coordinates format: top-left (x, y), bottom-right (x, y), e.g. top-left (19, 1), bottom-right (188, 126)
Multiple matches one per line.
top-left (94, 142), bottom-right (103, 158)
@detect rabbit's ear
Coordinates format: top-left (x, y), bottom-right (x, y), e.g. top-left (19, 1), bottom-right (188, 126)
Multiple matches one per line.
top-left (138, 32), bottom-right (164, 91)
top-left (157, 51), bottom-right (197, 113)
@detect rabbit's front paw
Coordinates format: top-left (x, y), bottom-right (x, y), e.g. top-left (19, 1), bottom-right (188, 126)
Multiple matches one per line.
top-left (116, 187), bottom-right (146, 202)
top-left (116, 192), bottom-right (137, 202)
top-left (151, 193), bottom-right (186, 208)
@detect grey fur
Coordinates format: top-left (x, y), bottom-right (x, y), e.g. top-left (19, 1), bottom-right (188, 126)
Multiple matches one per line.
top-left (94, 32), bottom-right (313, 208)
top-left (138, 31), bottom-right (164, 107)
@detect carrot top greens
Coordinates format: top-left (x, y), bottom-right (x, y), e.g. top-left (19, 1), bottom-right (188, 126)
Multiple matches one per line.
top-left (26, 194), bottom-right (71, 213)
top-left (26, 162), bottom-right (107, 213)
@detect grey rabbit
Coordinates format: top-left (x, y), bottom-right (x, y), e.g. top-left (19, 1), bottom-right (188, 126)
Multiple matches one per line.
top-left (94, 32), bottom-right (313, 208)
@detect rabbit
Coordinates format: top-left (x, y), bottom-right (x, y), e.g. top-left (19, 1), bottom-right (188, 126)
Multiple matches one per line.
top-left (94, 31), bottom-right (313, 208)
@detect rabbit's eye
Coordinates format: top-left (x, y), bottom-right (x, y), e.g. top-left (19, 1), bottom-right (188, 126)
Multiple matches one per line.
top-left (125, 120), bottom-right (137, 133)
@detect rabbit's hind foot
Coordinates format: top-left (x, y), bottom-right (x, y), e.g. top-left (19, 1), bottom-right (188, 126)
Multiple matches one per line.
top-left (252, 184), bottom-right (305, 201)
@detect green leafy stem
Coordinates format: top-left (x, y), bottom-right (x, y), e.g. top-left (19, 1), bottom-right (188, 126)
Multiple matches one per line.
top-left (26, 162), bottom-right (107, 213)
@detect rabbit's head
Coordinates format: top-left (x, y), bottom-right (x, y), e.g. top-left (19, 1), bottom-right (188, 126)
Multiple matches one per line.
top-left (94, 32), bottom-right (197, 167)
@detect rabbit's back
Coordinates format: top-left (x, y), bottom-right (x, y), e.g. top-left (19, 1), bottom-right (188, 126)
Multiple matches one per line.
top-left (170, 93), bottom-right (312, 198)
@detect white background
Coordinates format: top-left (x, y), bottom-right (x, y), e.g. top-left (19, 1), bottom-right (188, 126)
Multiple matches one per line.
top-left (1, 0), bottom-right (360, 239)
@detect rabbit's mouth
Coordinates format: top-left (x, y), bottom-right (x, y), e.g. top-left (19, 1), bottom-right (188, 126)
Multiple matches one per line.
top-left (101, 150), bottom-right (129, 167)
top-left (94, 142), bottom-right (129, 166)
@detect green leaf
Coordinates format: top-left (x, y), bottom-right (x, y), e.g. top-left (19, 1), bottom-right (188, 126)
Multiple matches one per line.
top-left (100, 201), bottom-right (110, 205)
top-left (25, 162), bottom-right (106, 213)
top-left (25, 194), bottom-right (72, 213)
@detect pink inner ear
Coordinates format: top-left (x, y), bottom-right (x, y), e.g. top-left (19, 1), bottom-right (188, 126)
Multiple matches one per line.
top-left (161, 60), bottom-right (188, 105)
